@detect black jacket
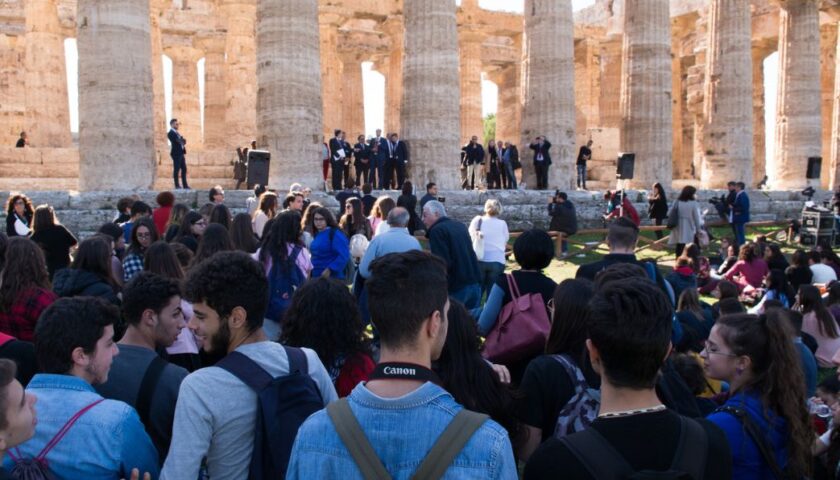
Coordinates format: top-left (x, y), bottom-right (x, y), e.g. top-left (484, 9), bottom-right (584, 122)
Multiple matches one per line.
top-left (52, 268), bottom-right (120, 306)
top-left (529, 140), bottom-right (552, 165)
top-left (5, 211), bottom-right (31, 237)
top-left (426, 217), bottom-right (480, 292)
top-left (648, 195), bottom-right (669, 220)
top-left (168, 129), bottom-right (186, 158)
top-left (548, 201), bottom-right (578, 235)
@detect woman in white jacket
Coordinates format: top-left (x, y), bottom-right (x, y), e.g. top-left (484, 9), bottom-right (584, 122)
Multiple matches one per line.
top-left (469, 199), bottom-right (510, 303)
top-left (668, 185), bottom-right (702, 257)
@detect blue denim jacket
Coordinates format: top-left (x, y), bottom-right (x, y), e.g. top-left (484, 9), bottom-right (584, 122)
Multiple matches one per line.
top-left (3, 374), bottom-right (159, 479)
top-left (287, 382), bottom-right (518, 479)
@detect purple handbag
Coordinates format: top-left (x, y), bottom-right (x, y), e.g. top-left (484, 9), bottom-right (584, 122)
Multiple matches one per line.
top-left (482, 273), bottom-right (551, 364)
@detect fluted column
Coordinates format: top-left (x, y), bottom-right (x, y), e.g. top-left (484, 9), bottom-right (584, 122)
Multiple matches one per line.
top-left (700, 0), bottom-right (753, 188)
top-left (620, 0), bottom-right (673, 188)
top-left (492, 59), bottom-right (522, 144)
top-left (78, 0), bottom-right (155, 190)
top-left (222, 0), bottom-right (257, 148)
top-left (150, 0), bottom-right (167, 150)
top-left (753, 47), bottom-right (771, 185)
top-left (319, 18), bottom-right (343, 141)
top-left (24, 0), bottom-right (71, 147)
top-left (521, 0), bottom-right (576, 190)
top-left (401, 0), bottom-right (461, 189)
top-left (340, 52), bottom-right (366, 140)
top-left (168, 47), bottom-right (204, 149)
top-left (459, 29), bottom-right (484, 144)
top-left (257, 0), bottom-right (323, 189)
top-left (198, 34), bottom-right (227, 149)
top-left (774, 0), bottom-right (821, 189)
top-left (830, 23), bottom-right (840, 189)
top-left (821, 24), bottom-right (837, 188)
top-left (0, 35), bottom-right (26, 145)
top-left (383, 17), bottom-right (403, 135)
top-left (599, 35), bottom-right (624, 129)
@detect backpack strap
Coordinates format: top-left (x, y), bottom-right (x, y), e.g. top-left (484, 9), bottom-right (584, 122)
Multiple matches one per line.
top-left (284, 345), bottom-right (308, 375)
top-left (559, 427), bottom-right (634, 479)
top-left (9, 398), bottom-right (105, 462)
top-left (136, 355), bottom-right (167, 430)
top-left (412, 409), bottom-right (488, 480)
top-left (670, 416), bottom-right (708, 479)
top-left (217, 351), bottom-right (274, 392)
top-left (326, 398), bottom-right (392, 480)
top-left (715, 405), bottom-right (787, 480)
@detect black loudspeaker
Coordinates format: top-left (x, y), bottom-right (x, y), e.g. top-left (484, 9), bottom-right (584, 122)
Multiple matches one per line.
top-left (616, 153), bottom-right (635, 180)
top-left (807, 157), bottom-right (822, 179)
top-left (247, 150), bottom-right (270, 189)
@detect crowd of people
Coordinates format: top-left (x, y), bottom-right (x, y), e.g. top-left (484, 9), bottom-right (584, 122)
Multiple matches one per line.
top-left (1, 182), bottom-right (840, 480)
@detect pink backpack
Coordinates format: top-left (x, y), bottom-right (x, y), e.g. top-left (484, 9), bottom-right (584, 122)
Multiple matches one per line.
top-left (482, 274), bottom-right (551, 364)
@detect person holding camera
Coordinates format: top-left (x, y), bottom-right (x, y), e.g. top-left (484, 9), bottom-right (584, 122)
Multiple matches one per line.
top-left (548, 191), bottom-right (577, 256)
top-left (529, 136), bottom-right (552, 190)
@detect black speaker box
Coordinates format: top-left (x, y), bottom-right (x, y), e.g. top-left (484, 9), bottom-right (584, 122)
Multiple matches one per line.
top-left (616, 153), bottom-right (635, 180)
top-left (807, 157), bottom-right (822, 179)
top-left (247, 150), bottom-right (271, 189)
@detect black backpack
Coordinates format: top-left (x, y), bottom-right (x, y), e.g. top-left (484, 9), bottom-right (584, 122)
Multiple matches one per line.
top-left (217, 346), bottom-right (323, 480)
top-left (560, 416), bottom-right (708, 479)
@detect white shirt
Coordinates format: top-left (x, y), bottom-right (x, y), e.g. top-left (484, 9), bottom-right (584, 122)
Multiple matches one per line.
top-left (811, 263), bottom-right (838, 284)
top-left (468, 215), bottom-right (510, 265)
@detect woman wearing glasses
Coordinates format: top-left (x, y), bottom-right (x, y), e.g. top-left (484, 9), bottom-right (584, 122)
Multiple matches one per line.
top-left (5, 193), bottom-right (33, 237)
top-left (174, 211), bottom-right (206, 254)
top-left (123, 217), bottom-right (159, 283)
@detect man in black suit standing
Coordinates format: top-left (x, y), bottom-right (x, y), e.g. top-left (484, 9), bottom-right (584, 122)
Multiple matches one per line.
top-left (369, 128), bottom-right (389, 189)
top-left (353, 134), bottom-right (371, 187)
top-left (168, 119), bottom-right (189, 189)
top-left (329, 129), bottom-right (347, 192)
top-left (529, 135), bottom-right (552, 190)
top-left (386, 133), bottom-right (409, 190)
top-left (462, 136), bottom-right (485, 190)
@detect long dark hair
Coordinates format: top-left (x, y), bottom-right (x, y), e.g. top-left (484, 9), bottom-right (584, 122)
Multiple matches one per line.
top-left (127, 217), bottom-right (159, 256)
top-left (677, 185), bottom-right (696, 202)
top-left (651, 183), bottom-right (667, 202)
top-left (176, 211), bottom-right (203, 239)
top-left (300, 201), bottom-right (324, 236)
top-left (71, 235), bottom-right (118, 288)
top-left (797, 284), bottom-right (838, 338)
top-left (191, 223), bottom-right (234, 267)
top-left (765, 269), bottom-right (795, 303)
top-left (436, 299), bottom-right (524, 450)
top-left (791, 249), bottom-right (809, 268)
top-left (340, 197), bottom-right (368, 237)
top-left (0, 237), bottom-right (50, 311)
top-left (143, 241), bottom-right (184, 280)
top-left (6, 194), bottom-right (33, 218)
top-left (166, 203), bottom-right (190, 231)
top-left (545, 279), bottom-right (594, 360)
top-left (716, 312), bottom-right (812, 478)
top-left (231, 213), bottom-right (259, 254)
top-left (209, 204), bottom-right (232, 231)
top-left (259, 210), bottom-right (303, 266)
top-left (31, 204), bottom-right (57, 232)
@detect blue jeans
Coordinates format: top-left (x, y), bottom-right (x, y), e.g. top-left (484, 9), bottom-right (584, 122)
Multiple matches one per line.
top-left (734, 222), bottom-right (746, 246)
top-left (450, 283), bottom-right (481, 310)
top-left (577, 164), bottom-right (586, 189)
top-left (503, 161), bottom-right (517, 189)
top-left (477, 261), bottom-right (505, 304)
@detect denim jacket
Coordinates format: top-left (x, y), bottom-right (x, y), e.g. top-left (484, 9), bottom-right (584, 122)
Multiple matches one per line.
top-left (287, 381), bottom-right (518, 479)
top-left (3, 374), bottom-right (159, 479)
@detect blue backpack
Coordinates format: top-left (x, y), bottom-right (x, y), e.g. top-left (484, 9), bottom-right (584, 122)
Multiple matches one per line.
top-left (217, 347), bottom-right (324, 480)
top-left (265, 246), bottom-right (304, 323)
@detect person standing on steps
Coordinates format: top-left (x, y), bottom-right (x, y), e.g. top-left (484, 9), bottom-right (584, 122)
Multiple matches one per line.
top-left (167, 119), bottom-right (189, 190)
top-left (576, 140), bottom-right (592, 191)
top-left (529, 136), bottom-right (552, 190)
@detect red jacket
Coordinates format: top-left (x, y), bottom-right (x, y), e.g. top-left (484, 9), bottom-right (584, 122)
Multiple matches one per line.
top-left (153, 206), bottom-right (171, 236)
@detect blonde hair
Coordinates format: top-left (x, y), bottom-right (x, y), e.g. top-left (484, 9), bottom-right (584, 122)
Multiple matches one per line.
top-left (484, 199), bottom-right (502, 216)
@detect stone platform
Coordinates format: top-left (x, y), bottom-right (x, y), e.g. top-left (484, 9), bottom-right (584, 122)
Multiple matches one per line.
top-left (0, 188), bottom-right (831, 239)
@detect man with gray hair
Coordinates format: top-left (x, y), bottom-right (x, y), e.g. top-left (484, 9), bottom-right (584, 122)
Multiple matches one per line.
top-left (422, 200), bottom-right (482, 308)
top-left (359, 207), bottom-right (422, 278)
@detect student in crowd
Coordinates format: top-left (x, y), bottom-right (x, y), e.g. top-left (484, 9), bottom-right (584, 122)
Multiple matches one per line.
top-left (281, 191), bottom-right (305, 213)
top-left (647, 182), bottom-right (669, 239)
top-left (668, 185), bottom-right (702, 257)
top-left (703, 311), bottom-right (812, 480)
top-left (810, 249), bottom-right (838, 285)
top-left (548, 191), bottom-right (578, 255)
top-left (765, 244), bottom-right (790, 271)
top-left (98, 222), bottom-right (127, 288)
top-left (396, 181), bottom-right (421, 234)
top-left (153, 191), bottom-right (175, 236)
top-left (53, 235), bottom-right (121, 306)
top-left (114, 196), bottom-right (135, 225)
top-left (120, 201), bottom-right (152, 244)
top-left (281, 277), bottom-right (374, 397)
top-left (666, 256), bottom-right (697, 301)
top-left (423, 200), bottom-right (482, 309)
top-left (230, 212), bottom-right (259, 254)
top-left (819, 243), bottom-right (840, 279)
top-left (209, 185), bottom-right (225, 205)
top-left (785, 310), bottom-right (817, 398)
top-left (287, 251), bottom-right (517, 478)
top-left (309, 207), bottom-right (350, 280)
top-left (5, 297), bottom-right (159, 478)
top-left (174, 211), bottom-right (206, 253)
top-left (369, 196), bottom-right (396, 237)
top-left (163, 203), bottom-right (189, 243)
top-left (161, 252), bottom-right (336, 479)
top-left (675, 289), bottom-right (714, 352)
top-left (0, 238), bottom-right (56, 342)
top-left (724, 241), bottom-right (770, 293)
top-left (340, 197), bottom-right (373, 240)
top-left (469, 199), bottom-right (510, 303)
top-left (0, 359), bottom-right (37, 479)
top-left (29, 204), bottom-right (77, 279)
top-left (245, 184), bottom-right (265, 216)
top-left (189, 223), bottom-right (234, 267)
top-left (749, 269), bottom-right (795, 314)
top-left (797, 284), bottom-right (840, 368)
top-left (252, 191), bottom-right (277, 239)
top-left (525, 279), bottom-right (731, 479)
top-left (300, 201), bottom-right (323, 249)
top-left (5, 193), bottom-right (33, 237)
top-left (123, 217), bottom-right (159, 283)
top-left (786, 249), bottom-right (814, 293)
top-left (517, 279), bottom-right (595, 460)
top-left (96, 272), bottom-right (187, 462)
top-left (360, 183), bottom-right (376, 216)
top-left (208, 203), bottom-right (232, 231)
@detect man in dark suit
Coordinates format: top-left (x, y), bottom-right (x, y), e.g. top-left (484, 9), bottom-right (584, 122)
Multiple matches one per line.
top-left (369, 129), bottom-right (389, 189)
top-left (462, 136), bottom-right (485, 190)
top-left (353, 135), bottom-right (371, 187)
top-left (342, 134), bottom-right (354, 188)
top-left (329, 129), bottom-right (347, 192)
top-left (168, 119), bottom-right (189, 189)
top-left (385, 133), bottom-right (409, 190)
top-left (730, 182), bottom-right (750, 247)
top-left (529, 135), bottom-right (552, 190)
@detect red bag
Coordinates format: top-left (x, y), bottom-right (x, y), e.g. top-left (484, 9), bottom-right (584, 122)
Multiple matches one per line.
top-left (482, 274), bottom-right (551, 364)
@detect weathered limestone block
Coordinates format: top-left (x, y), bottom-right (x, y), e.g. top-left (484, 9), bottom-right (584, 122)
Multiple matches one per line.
top-left (0, 35), bottom-right (26, 147)
top-left (199, 34), bottom-right (228, 149)
top-left (150, 0), bottom-right (167, 150)
top-left (401, 0), bottom-right (461, 189)
top-left (222, 0), bottom-right (257, 149)
top-left (77, 0), bottom-right (156, 191)
top-left (831, 23), bottom-right (840, 189)
top-left (821, 23), bottom-right (837, 189)
top-left (256, 0), bottom-right (324, 190)
top-left (320, 17), bottom-right (343, 140)
top-left (382, 17), bottom-right (404, 135)
top-left (459, 28), bottom-right (484, 144)
top-left (340, 53), bottom-right (366, 140)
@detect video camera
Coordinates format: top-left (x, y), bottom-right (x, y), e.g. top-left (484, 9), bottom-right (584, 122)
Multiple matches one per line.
top-left (708, 195), bottom-right (728, 221)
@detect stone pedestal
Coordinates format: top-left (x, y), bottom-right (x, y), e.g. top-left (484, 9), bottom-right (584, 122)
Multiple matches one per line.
top-left (700, 0), bottom-right (753, 188)
top-left (77, 0), bottom-right (156, 190)
top-left (222, 0), bottom-right (257, 148)
top-left (340, 53), bottom-right (366, 140)
top-left (520, 0), bottom-right (576, 190)
top-left (620, 0), bottom-right (673, 189)
top-left (774, 0), bottom-right (821, 189)
top-left (459, 29), bottom-right (484, 144)
top-left (256, 0), bottom-right (324, 190)
top-left (24, 0), bottom-right (71, 147)
top-left (199, 35), bottom-right (227, 149)
top-left (401, 0), bottom-right (461, 189)
top-left (168, 47), bottom-right (204, 149)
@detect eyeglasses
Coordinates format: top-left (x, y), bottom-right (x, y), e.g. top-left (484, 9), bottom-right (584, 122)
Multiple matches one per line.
top-left (137, 232), bottom-right (152, 239)
top-left (702, 340), bottom-right (737, 357)
top-left (14, 200), bottom-right (24, 205)
top-left (194, 220), bottom-right (207, 226)
top-left (313, 216), bottom-right (326, 222)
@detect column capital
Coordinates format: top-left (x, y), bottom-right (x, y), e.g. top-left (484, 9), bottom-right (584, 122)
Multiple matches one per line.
top-left (164, 45), bottom-right (204, 63)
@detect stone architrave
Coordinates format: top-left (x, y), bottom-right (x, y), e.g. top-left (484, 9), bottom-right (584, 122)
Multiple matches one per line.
top-left (340, 53), bottom-right (366, 140)
top-left (400, 0), bottom-right (461, 189)
top-left (774, 0), bottom-right (821, 189)
top-left (256, 0), bottom-right (324, 189)
top-left (700, 0), bottom-right (753, 188)
top-left (24, 0), bottom-right (71, 147)
top-left (520, 0), bottom-right (576, 191)
top-left (459, 28), bottom-right (484, 144)
top-left (222, 0), bottom-right (257, 148)
top-left (620, 0), bottom-right (673, 189)
top-left (77, 0), bottom-right (156, 190)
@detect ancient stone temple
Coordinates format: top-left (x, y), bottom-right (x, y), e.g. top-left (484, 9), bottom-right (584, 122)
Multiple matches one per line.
top-left (1, 0), bottom-right (840, 192)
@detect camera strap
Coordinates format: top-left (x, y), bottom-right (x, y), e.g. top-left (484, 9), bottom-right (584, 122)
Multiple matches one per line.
top-left (368, 362), bottom-right (441, 385)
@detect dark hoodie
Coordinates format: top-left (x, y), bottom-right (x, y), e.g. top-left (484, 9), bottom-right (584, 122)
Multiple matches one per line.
top-left (52, 268), bottom-right (120, 306)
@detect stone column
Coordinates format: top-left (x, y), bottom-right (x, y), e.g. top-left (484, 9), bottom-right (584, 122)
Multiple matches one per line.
top-left (599, 35), bottom-right (624, 129)
top-left (150, 0), bottom-right (167, 150)
top-left (620, 0), bottom-right (673, 189)
top-left (821, 24), bottom-right (837, 188)
top-left (382, 17), bottom-right (403, 135)
top-left (774, 0), bottom-right (821, 189)
top-left (168, 47), bottom-right (204, 149)
top-left (830, 23), bottom-right (840, 189)
top-left (575, 37), bottom-right (601, 135)
top-left (0, 35), bottom-right (26, 145)
top-left (459, 28), bottom-right (484, 144)
top-left (340, 52), bottom-right (366, 140)
top-left (320, 17), bottom-right (343, 141)
top-left (700, 0), bottom-right (753, 188)
top-left (400, 0), bottom-right (461, 189)
top-left (753, 47), bottom-right (771, 185)
top-left (222, 0), bottom-right (257, 148)
top-left (198, 34), bottom-right (227, 149)
top-left (492, 59), bottom-right (522, 145)
top-left (24, 0), bottom-right (71, 147)
top-left (77, 0), bottom-right (155, 190)
top-left (256, 0), bottom-right (324, 189)
top-left (520, 0), bottom-right (576, 190)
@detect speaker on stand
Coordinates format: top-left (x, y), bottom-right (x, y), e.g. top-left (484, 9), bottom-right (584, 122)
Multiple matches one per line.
top-left (615, 153), bottom-right (635, 218)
